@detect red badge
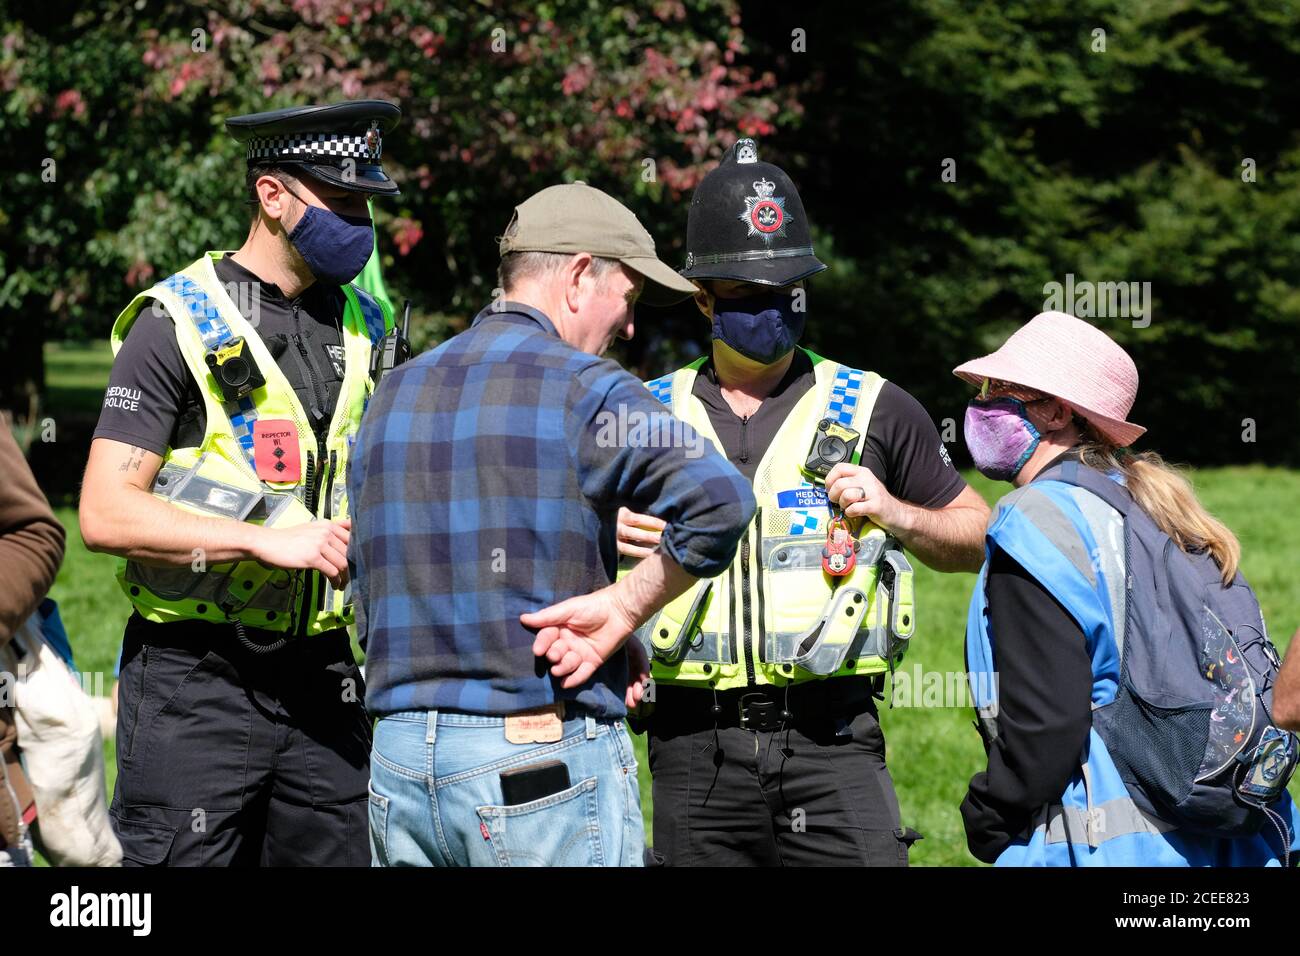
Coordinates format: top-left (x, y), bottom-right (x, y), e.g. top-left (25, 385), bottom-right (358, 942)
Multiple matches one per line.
top-left (750, 198), bottom-right (784, 234)
top-left (252, 419), bottom-right (301, 482)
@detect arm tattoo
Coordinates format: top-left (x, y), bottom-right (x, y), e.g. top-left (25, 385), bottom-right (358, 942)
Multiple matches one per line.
top-left (119, 445), bottom-right (146, 472)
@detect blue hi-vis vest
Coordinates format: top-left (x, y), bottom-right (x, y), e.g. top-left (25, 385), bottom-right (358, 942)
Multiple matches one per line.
top-left (966, 469), bottom-right (1300, 866)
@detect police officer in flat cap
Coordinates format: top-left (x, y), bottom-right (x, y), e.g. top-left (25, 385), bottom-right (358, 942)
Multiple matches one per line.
top-left (81, 101), bottom-right (403, 866)
top-left (616, 138), bottom-right (991, 866)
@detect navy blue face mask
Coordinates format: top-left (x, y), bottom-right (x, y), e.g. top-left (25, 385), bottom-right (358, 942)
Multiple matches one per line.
top-left (710, 289), bottom-right (806, 365)
top-left (283, 188), bottom-right (374, 287)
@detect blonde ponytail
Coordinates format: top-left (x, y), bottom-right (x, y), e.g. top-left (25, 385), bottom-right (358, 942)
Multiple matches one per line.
top-left (1077, 442), bottom-right (1240, 585)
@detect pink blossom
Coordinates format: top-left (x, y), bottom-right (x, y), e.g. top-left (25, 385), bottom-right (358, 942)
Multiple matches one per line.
top-left (391, 219), bottom-right (424, 256)
top-left (53, 89), bottom-right (86, 119)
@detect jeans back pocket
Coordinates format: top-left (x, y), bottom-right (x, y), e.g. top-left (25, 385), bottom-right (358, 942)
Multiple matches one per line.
top-left (368, 783), bottom-right (390, 867)
top-left (476, 777), bottom-right (602, 866)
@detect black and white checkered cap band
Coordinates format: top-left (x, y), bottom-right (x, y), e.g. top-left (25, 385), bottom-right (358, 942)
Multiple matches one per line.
top-left (246, 132), bottom-right (381, 164)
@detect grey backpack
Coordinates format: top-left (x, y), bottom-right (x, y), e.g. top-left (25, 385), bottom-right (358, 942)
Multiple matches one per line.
top-left (1043, 459), bottom-right (1298, 841)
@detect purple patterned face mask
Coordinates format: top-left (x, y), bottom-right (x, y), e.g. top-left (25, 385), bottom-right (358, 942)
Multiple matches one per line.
top-left (964, 397), bottom-right (1042, 482)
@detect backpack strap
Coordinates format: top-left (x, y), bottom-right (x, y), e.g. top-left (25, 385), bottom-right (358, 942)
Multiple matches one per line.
top-left (1039, 457), bottom-right (1133, 516)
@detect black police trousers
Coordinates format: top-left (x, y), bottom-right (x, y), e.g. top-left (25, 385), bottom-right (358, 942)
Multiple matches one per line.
top-left (109, 614), bottom-right (371, 866)
top-left (645, 679), bottom-right (920, 866)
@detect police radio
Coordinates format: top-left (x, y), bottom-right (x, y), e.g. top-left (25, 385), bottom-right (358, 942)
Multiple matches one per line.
top-left (801, 418), bottom-right (861, 483)
top-left (370, 299), bottom-right (413, 387)
top-left (204, 337), bottom-right (265, 402)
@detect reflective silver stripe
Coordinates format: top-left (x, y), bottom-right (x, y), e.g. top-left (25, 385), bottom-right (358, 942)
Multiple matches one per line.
top-left (1081, 761), bottom-right (1100, 848)
top-left (765, 624), bottom-right (887, 664)
top-left (763, 538), bottom-right (825, 570)
top-left (124, 561), bottom-right (210, 602)
top-left (976, 708), bottom-right (1000, 742)
top-left (151, 455), bottom-right (263, 520)
top-left (761, 533), bottom-right (888, 571)
top-left (1005, 486), bottom-right (1096, 586)
top-left (1035, 797), bottom-right (1176, 846)
top-left (684, 245), bottom-right (816, 268)
top-left (331, 479), bottom-right (347, 521)
top-left (165, 473), bottom-right (262, 519)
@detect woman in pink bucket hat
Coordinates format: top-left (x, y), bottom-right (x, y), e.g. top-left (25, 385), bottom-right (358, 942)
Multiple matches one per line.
top-left (954, 311), bottom-right (1299, 867)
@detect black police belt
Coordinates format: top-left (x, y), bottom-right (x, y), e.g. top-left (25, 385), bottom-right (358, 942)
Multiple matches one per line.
top-left (649, 676), bottom-right (884, 734)
top-left (684, 245), bottom-right (817, 269)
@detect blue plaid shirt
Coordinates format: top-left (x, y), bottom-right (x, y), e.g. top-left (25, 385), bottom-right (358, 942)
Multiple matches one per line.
top-left (349, 302), bottom-right (755, 719)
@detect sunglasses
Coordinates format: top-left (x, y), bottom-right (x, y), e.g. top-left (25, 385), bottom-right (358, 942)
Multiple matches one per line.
top-left (978, 377), bottom-right (1050, 403)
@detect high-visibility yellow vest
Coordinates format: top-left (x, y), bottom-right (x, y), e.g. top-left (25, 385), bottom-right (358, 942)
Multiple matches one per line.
top-left (108, 251), bottom-right (392, 636)
top-left (625, 349), bottom-right (916, 691)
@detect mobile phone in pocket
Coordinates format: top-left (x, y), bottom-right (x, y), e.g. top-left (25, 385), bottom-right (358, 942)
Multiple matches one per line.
top-left (499, 760), bottom-right (571, 806)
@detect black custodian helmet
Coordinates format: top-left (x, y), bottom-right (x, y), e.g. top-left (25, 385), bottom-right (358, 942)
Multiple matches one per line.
top-left (681, 138), bottom-right (826, 287)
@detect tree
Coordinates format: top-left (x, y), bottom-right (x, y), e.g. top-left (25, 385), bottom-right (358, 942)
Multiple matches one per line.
top-left (743, 0), bottom-right (1300, 464)
top-left (0, 0), bottom-right (791, 415)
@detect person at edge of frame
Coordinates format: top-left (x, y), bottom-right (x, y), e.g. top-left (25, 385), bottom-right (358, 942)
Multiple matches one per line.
top-left (954, 312), bottom-right (1300, 866)
top-left (0, 421), bottom-right (68, 866)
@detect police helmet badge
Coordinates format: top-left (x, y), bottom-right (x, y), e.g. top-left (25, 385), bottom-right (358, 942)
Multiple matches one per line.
top-left (739, 177), bottom-right (790, 245)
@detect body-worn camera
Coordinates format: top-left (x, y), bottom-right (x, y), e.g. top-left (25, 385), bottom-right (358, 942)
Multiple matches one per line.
top-left (801, 418), bottom-right (861, 482)
top-left (204, 337), bottom-right (265, 402)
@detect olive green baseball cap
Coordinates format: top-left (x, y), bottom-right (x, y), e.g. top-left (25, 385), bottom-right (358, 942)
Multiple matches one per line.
top-left (498, 182), bottom-right (698, 306)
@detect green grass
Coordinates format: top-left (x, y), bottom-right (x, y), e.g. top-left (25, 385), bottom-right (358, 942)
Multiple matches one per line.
top-left (49, 471), bottom-right (1300, 866)
top-left (41, 340), bottom-right (1300, 865)
top-left (44, 340), bottom-right (116, 420)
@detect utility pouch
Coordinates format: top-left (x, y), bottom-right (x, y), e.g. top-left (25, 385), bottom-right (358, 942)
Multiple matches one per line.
top-left (881, 548), bottom-right (916, 648)
top-left (790, 586), bottom-right (871, 676)
top-left (642, 580), bottom-right (713, 666)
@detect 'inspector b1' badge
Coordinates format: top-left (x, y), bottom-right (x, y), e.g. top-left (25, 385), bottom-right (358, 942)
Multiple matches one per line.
top-left (252, 419), bottom-right (301, 483)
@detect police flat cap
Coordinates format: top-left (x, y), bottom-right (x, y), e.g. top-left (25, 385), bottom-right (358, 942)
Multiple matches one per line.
top-left (225, 100), bottom-right (401, 196)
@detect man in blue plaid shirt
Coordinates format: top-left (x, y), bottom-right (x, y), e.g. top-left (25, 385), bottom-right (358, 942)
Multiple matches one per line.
top-left (350, 183), bottom-right (755, 867)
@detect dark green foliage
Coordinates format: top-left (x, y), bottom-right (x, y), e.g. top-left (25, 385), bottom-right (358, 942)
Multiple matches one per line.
top-left (744, 0), bottom-right (1300, 465)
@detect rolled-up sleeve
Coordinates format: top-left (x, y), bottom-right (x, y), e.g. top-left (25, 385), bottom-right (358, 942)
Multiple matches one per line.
top-left (568, 363), bottom-right (755, 579)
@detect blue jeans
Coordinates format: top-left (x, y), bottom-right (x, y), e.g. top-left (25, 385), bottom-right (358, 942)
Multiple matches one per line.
top-left (369, 710), bottom-right (644, 867)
